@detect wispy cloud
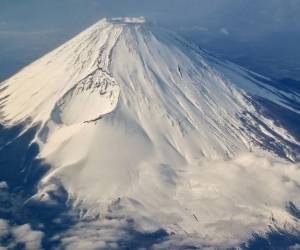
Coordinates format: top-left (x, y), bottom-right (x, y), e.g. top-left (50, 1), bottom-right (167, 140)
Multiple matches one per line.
top-left (0, 30), bottom-right (58, 38)
top-left (0, 219), bottom-right (44, 250)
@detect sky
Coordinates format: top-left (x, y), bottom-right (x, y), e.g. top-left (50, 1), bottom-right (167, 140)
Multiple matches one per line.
top-left (0, 0), bottom-right (300, 80)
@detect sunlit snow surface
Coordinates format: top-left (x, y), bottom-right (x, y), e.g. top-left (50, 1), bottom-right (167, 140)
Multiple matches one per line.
top-left (1, 18), bottom-right (300, 249)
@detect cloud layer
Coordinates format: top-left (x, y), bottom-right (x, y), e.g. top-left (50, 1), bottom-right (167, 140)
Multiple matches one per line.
top-left (0, 219), bottom-right (44, 250)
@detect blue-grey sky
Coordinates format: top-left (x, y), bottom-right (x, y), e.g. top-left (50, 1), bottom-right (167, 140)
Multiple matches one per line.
top-left (1, 0), bottom-right (300, 80)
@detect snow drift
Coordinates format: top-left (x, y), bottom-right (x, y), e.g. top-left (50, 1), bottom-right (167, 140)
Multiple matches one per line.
top-left (1, 17), bottom-right (300, 248)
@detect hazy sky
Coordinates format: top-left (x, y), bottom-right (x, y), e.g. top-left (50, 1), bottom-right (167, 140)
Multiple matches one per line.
top-left (0, 0), bottom-right (300, 80)
top-left (1, 0), bottom-right (299, 33)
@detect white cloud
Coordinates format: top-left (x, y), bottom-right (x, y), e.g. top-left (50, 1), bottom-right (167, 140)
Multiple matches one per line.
top-left (0, 182), bottom-right (8, 189)
top-left (290, 244), bottom-right (300, 250)
top-left (58, 218), bottom-right (128, 250)
top-left (0, 219), bottom-right (9, 238)
top-left (220, 27), bottom-right (229, 35)
top-left (12, 224), bottom-right (44, 250)
top-left (0, 221), bottom-right (44, 250)
top-left (44, 152), bottom-right (300, 249)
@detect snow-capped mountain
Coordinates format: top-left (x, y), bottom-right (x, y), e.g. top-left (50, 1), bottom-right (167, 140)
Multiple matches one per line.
top-left (1, 17), bottom-right (300, 249)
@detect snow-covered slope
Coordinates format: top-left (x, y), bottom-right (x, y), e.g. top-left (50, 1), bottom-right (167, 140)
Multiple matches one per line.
top-left (1, 17), bottom-right (300, 248)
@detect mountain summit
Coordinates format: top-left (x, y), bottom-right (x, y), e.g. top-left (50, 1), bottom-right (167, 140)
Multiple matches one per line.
top-left (1, 18), bottom-right (300, 248)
